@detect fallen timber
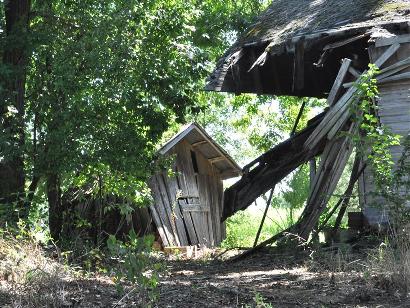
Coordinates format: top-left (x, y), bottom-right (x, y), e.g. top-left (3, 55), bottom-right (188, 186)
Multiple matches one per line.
top-left (228, 41), bottom-right (405, 261)
top-left (222, 111), bottom-right (328, 221)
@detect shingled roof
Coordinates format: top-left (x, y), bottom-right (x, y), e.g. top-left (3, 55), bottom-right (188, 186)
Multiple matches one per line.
top-left (206, 0), bottom-right (410, 97)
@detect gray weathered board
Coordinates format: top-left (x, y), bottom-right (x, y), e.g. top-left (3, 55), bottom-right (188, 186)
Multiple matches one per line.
top-left (149, 139), bottom-right (226, 247)
top-left (358, 35), bottom-right (410, 224)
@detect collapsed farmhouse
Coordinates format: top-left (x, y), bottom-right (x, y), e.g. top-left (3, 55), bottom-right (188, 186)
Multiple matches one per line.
top-left (204, 0), bottom-right (410, 244)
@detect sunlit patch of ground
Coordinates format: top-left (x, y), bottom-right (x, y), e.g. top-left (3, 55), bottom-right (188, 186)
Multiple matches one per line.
top-left (156, 248), bottom-right (409, 307)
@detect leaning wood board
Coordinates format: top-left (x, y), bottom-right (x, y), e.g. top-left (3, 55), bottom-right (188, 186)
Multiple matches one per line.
top-left (149, 177), bottom-right (176, 246)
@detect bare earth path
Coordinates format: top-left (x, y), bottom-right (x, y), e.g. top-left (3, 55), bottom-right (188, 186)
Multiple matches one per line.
top-left (156, 249), bottom-right (409, 308)
top-left (1, 246), bottom-right (409, 307)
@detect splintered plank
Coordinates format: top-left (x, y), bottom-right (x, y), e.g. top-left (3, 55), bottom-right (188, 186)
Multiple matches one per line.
top-left (327, 58), bottom-right (352, 106)
top-left (306, 43), bottom-right (401, 150)
top-left (298, 122), bottom-right (356, 239)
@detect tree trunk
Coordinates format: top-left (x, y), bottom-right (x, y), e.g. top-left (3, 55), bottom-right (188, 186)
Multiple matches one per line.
top-left (0, 0), bottom-right (31, 220)
top-left (47, 173), bottom-right (62, 241)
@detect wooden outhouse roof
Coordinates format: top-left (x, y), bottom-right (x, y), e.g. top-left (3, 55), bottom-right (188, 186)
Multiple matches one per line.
top-left (206, 0), bottom-right (410, 97)
top-left (159, 123), bottom-right (242, 180)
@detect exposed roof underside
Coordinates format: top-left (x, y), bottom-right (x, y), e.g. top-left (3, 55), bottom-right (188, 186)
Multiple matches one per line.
top-left (159, 123), bottom-right (242, 180)
top-left (206, 0), bottom-right (410, 97)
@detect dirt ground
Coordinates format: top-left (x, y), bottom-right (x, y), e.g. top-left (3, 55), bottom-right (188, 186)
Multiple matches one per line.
top-left (155, 247), bottom-right (409, 308)
top-left (1, 246), bottom-right (409, 307)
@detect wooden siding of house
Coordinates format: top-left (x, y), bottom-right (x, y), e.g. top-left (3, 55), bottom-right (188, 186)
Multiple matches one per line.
top-left (149, 139), bottom-right (226, 247)
top-left (359, 37), bottom-right (410, 225)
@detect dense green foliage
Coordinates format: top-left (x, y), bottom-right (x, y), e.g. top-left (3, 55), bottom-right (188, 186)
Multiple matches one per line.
top-left (0, 0), bottom-right (267, 229)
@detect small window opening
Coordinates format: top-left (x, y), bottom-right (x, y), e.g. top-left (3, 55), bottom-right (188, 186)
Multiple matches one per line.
top-left (190, 150), bottom-right (199, 173)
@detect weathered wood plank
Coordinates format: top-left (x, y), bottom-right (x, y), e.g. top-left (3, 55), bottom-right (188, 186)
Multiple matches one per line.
top-left (149, 204), bottom-right (170, 247)
top-left (211, 175), bottom-right (222, 245)
top-left (198, 175), bottom-right (214, 246)
top-left (327, 58), bottom-right (351, 106)
top-left (327, 103), bottom-right (354, 140)
top-left (307, 44), bottom-right (401, 150)
top-left (175, 141), bottom-right (207, 245)
top-left (174, 144), bottom-right (199, 244)
top-left (155, 174), bottom-right (180, 246)
top-left (292, 39), bottom-right (305, 92)
top-left (324, 33), bottom-right (370, 51)
top-left (378, 56), bottom-right (410, 75)
top-left (298, 122), bottom-right (355, 239)
top-left (375, 34), bottom-right (410, 48)
top-left (163, 169), bottom-right (189, 246)
top-left (373, 43), bottom-right (401, 68)
top-left (378, 71), bottom-right (410, 84)
top-left (149, 177), bottom-right (177, 246)
top-left (348, 66), bottom-right (361, 78)
top-left (182, 205), bottom-right (210, 212)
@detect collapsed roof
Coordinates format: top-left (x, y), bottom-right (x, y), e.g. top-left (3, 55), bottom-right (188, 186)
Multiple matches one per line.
top-left (206, 0), bottom-right (410, 97)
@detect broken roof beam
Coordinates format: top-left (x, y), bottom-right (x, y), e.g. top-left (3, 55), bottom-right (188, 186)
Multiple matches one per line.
top-left (327, 58), bottom-right (352, 106)
top-left (297, 121), bottom-right (356, 240)
top-left (306, 43), bottom-right (401, 150)
top-left (222, 112), bottom-right (327, 221)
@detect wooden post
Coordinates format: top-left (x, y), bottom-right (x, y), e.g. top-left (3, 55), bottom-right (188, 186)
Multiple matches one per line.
top-left (291, 101), bottom-right (307, 136)
top-left (309, 159), bottom-right (316, 191)
top-left (253, 188), bottom-right (274, 247)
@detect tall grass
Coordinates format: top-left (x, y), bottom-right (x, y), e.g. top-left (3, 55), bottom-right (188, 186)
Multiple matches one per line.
top-left (221, 207), bottom-right (300, 249)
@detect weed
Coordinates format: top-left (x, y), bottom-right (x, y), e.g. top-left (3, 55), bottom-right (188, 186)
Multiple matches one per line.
top-left (106, 230), bottom-right (163, 305)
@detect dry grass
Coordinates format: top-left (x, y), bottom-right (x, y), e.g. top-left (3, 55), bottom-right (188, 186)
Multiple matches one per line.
top-left (0, 233), bottom-right (75, 307)
top-left (365, 231), bottom-right (410, 297)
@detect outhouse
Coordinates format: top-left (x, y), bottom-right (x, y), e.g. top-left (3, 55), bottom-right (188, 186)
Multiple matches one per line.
top-left (149, 123), bottom-right (241, 247)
